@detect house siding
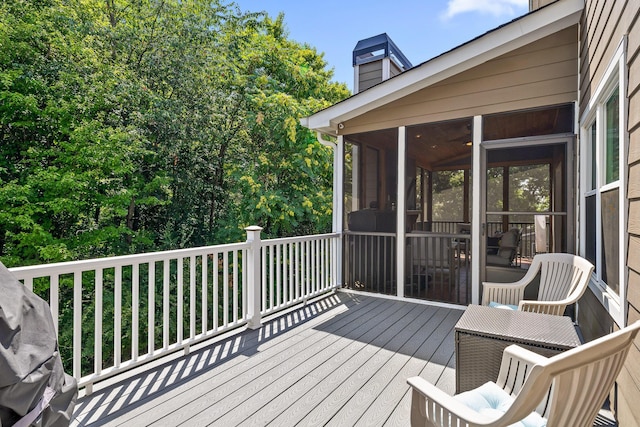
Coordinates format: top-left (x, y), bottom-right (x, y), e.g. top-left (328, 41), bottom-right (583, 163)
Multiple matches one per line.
top-left (579, 0), bottom-right (640, 425)
top-left (390, 61), bottom-right (403, 78)
top-left (358, 61), bottom-right (383, 92)
top-left (341, 26), bottom-right (578, 135)
top-left (577, 290), bottom-right (614, 342)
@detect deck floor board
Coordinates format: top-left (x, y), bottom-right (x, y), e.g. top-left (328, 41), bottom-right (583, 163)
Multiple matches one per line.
top-left (230, 302), bottom-right (425, 427)
top-left (72, 291), bottom-right (463, 427)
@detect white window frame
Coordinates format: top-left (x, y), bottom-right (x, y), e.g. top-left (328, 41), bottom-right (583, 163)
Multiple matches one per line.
top-left (579, 38), bottom-right (628, 327)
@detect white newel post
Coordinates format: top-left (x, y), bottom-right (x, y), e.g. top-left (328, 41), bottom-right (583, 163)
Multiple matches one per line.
top-left (245, 225), bottom-right (263, 329)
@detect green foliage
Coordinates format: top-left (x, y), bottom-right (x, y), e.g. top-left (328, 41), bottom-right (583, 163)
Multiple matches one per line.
top-left (0, 0), bottom-right (349, 267)
top-left (432, 170), bottom-right (466, 221)
top-left (486, 164), bottom-right (550, 214)
top-left (1, 0), bottom-right (349, 376)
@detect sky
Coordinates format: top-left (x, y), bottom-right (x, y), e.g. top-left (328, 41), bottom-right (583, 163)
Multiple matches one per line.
top-left (231, 0), bottom-right (530, 92)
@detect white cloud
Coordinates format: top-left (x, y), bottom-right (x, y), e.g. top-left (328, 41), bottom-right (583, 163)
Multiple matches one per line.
top-left (440, 0), bottom-right (529, 20)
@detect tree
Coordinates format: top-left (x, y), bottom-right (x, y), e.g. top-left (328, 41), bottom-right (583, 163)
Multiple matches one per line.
top-left (1, 0), bottom-right (350, 375)
top-left (223, 14), bottom-right (347, 240)
top-left (0, 0), bottom-right (349, 266)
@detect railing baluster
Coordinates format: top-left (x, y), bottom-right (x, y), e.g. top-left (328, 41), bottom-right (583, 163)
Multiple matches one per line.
top-left (296, 242), bottom-right (302, 301)
top-left (115, 265), bottom-right (122, 367)
top-left (276, 244), bottom-right (282, 307)
top-left (261, 245), bottom-right (267, 311)
top-left (308, 240), bottom-right (313, 294)
top-left (95, 268), bottom-right (103, 375)
top-left (312, 239), bottom-right (317, 294)
top-left (301, 241), bottom-right (306, 296)
top-left (268, 245), bottom-right (274, 310)
top-left (233, 250), bottom-right (239, 323)
top-left (326, 237), bottom-right (330, 290)
top-left (282, 244), bottom-right (288, 304)
top-left (164, 260), bottom-right (170, 350)
top-left (316, 239), bottom-right (320, 292)
top-left (201, 254), bottom-right (207, 334)
top-left (132, 263), bottom-right (139, 361)
top-left (321, 238), bottom-right (325, 291)
top-left (73, 271), bottom-right (82, 380)
top-left (189, 256), bottom-right (195, 339)
top-left (177, 258), bottom-right (183, 344)
top-left (148, 262), bottom-right (155, 355)
top-left (223, 251), bottom-right (229, 327)
top-left (289, 243), bottom-right (294, 304)
top-left (213, 252), bottom-right (219, 331)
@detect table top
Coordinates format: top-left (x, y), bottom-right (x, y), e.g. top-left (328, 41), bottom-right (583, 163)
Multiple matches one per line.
top-left (456, 305), bottom-right (582, 349)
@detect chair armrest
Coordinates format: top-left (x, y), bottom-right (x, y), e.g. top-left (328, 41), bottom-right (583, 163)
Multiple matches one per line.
top-left (407, 376), bottom-right (496, 426)
top-left (481, 281), bottom-right (527, 306)
top-left (408, 346), bottom-right (550, 427)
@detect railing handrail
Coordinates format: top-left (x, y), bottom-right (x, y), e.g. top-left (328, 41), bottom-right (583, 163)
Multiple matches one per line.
top-left (259, 232), bottom-right (339, 246)
top-left (10, 241), bottom-right (250, 278)
top-left (343, 230), bottom-right (395, 237)
top-left (10, 234), bottom-right (340, 276)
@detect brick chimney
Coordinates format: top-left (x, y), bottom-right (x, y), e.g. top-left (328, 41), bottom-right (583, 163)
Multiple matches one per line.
top-left (352, 33), bottom-right (412, 94)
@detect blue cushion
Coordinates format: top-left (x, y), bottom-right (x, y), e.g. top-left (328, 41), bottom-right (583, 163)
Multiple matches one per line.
top-left (454, 382), bottom-right (546, 427)
top-left (489, 301), bottom-right (519, 310)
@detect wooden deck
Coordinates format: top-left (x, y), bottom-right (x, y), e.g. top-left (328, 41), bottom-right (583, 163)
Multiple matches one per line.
top-left (72, 291), bottom-right (464, 426)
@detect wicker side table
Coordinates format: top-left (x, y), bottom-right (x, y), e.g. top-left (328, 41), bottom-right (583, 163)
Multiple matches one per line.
top-left (455, 305), bottom-right (582, 393)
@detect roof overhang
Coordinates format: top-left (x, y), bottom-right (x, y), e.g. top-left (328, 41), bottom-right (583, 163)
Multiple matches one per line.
top-left (301, 0), bottom-right (584, 135)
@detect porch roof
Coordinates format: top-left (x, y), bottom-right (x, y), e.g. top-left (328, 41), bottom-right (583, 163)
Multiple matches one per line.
top-left (300, 0), bottom-right (583, 135)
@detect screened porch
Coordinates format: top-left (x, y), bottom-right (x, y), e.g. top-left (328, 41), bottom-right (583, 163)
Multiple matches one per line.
top-left (341, 103), bottom-right (576, 306)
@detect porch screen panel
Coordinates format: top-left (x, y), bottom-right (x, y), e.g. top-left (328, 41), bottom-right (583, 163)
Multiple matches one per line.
top-left (342, 129), bottom-right (398, 296)
top-left (365, 147), bottom-right (379, 208)
top-left (432, 170), bottom-right (464, 233)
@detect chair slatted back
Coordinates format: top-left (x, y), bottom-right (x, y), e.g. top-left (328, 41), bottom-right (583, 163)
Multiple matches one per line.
top-left (535, 253), bottom-right (594, 302)
top-left (544, 322), bottom-right (639, 426)
top-left (507, 321), bottom-right (640, 427)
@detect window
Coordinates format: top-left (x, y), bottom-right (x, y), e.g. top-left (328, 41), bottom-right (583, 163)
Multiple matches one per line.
top-left (605, 87), bottom-right (619, 184)
top-left (580, 41), bottom-right (626, 325)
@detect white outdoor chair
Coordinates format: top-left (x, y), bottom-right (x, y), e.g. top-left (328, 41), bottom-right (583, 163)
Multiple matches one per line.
top-left (408, 320), bottom-right (640, 427)
top-left (482, 253), bottom-right (594, 316)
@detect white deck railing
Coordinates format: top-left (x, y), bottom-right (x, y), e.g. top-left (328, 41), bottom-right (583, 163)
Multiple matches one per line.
top-left (9, 227), bottom-right (339, 394)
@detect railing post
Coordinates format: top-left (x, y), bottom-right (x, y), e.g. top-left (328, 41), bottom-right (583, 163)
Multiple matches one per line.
top-left (245, 225), bottom-right (263, 330)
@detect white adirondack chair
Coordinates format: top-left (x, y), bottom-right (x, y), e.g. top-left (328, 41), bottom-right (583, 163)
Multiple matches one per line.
top-left (408, 320), bottom-right (640, 427)
top-left (482, 253), bottom-right (594, 316)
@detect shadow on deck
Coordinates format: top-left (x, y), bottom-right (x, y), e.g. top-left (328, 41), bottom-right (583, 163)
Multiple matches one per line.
top-left (72, 291), bottom-right (463, 426)
top-left (72, 290), bottom-right (617, 426)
